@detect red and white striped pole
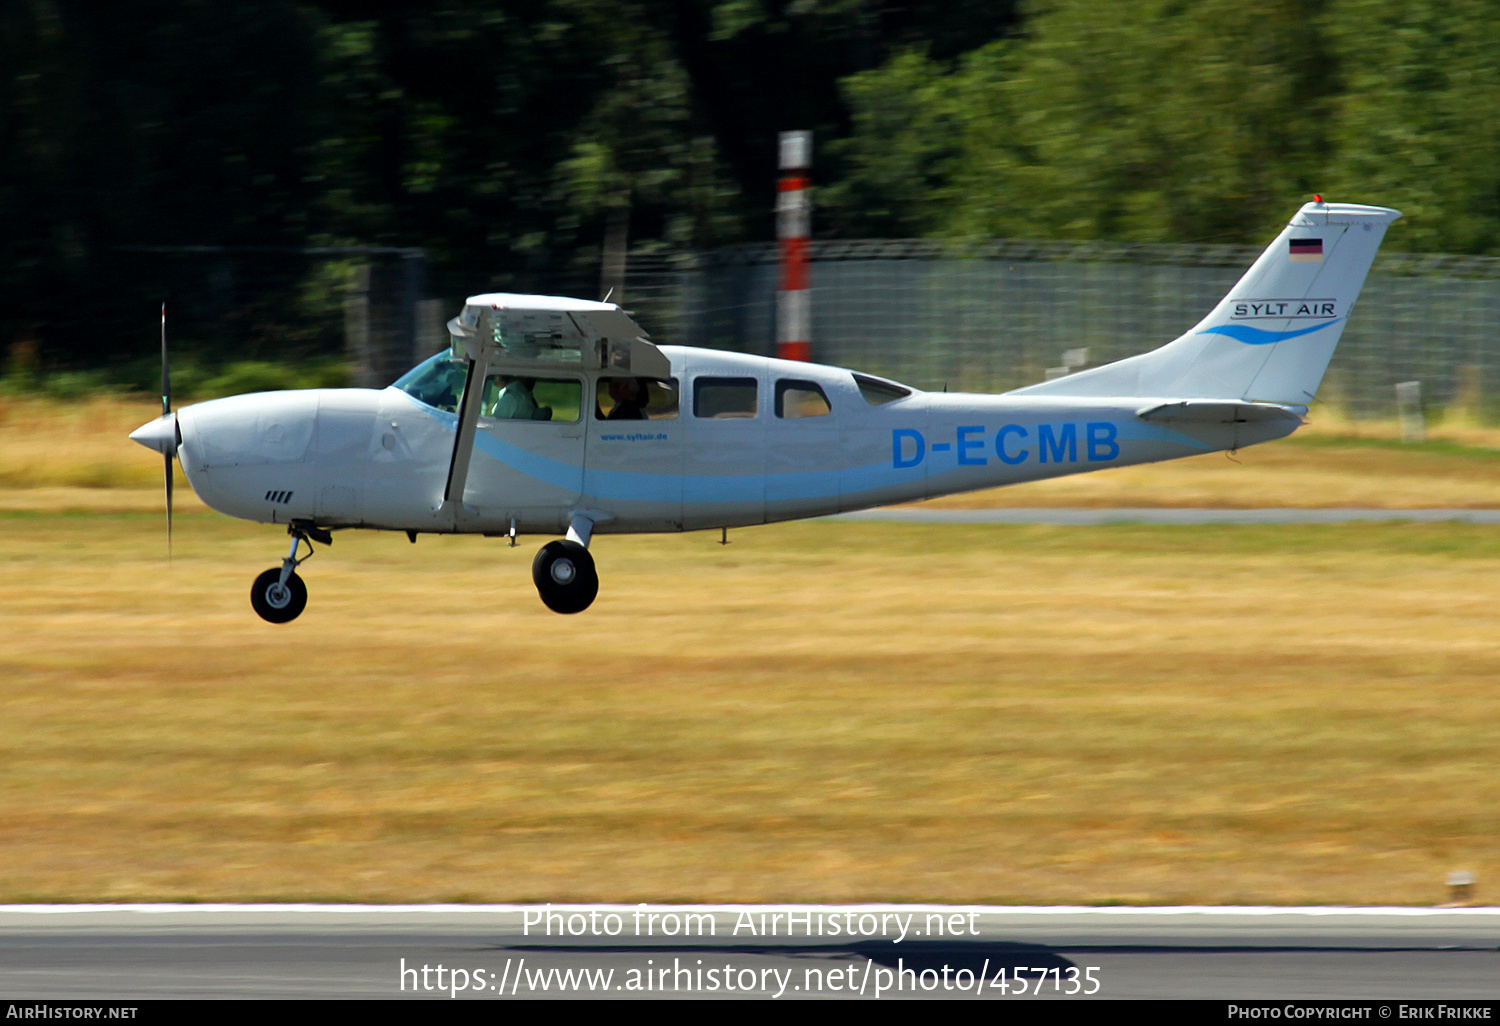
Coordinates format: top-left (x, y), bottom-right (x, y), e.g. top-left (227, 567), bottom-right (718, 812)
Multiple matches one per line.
top-left (777, 130), bottom-right (812, 362)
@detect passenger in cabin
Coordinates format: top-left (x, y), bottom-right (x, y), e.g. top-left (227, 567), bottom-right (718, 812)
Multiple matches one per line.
top-left (604, 378), bottom-right (648, 420)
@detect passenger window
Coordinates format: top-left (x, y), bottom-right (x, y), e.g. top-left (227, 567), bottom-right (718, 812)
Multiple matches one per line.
top-left (480, 375), bottom-right (582, 422)
top-left (853, 372), bottom-right (913, 406)
top-left (595, 377), bottom-right (680, 421)
top-left (775, 379), bottom-right (831, 418)
top-left (694, 377), bottom-right (758, 419)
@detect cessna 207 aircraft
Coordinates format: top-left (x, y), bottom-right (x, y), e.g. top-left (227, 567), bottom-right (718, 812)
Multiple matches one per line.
top-left (130, 199), bottom-right (1399, 622)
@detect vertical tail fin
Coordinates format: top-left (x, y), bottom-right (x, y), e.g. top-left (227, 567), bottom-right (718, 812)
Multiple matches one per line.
top-left (1009, 200), bottom-right (1402, 404)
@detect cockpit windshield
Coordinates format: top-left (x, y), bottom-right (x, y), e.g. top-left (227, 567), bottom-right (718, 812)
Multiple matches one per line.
top-left (393, 349), bottom-right (468, 412)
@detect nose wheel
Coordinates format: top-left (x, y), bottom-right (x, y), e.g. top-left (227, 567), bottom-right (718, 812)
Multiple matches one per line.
top-left (532, 539), bottom-right (598, 614)
top-left (251, 567), bottom-right (307, 623)
top-left (250, 521), bottom-right (328, 623)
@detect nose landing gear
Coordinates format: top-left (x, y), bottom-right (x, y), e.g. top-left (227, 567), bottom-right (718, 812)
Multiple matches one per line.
top-left (251, 566), bottom-right (306, 623)
top-left (251, 521), bottom-right (329, 623)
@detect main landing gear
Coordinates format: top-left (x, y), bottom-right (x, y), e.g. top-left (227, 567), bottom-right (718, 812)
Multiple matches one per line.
top-left (532, 540), bottom-right (598, 614)
top-left (251, 521), bottom-right (330, 624)
top-left (532, 515), bottom-right (598, 614)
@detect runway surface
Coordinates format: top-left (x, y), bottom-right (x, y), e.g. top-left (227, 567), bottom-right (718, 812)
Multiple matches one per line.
top-left (834, 508), bottom-right (1500, 525)
top-left (3, 905), bottom-right (1498, 1000)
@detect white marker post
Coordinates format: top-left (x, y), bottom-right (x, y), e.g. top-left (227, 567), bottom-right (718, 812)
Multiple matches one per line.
top-left (777, 131), bottom-right (812, 362)
top-left (1395, 380), bottom-right (1425, 443)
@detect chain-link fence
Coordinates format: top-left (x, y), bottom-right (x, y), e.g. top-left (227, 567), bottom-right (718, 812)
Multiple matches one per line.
top-left (662, 241), bottom-right (1500, 419)
top-left (94, 238), bottom-right (1500, 419)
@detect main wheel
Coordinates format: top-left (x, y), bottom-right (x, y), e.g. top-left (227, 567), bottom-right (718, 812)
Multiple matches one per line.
top-left (251, 567), bottom-right (308, 623)
top-left (531, 540), bottom-right (598, 614)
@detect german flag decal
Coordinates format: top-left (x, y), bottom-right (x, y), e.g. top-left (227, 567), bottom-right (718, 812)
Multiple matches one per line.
top-left (1289, 237), bottom-right (1323, 262)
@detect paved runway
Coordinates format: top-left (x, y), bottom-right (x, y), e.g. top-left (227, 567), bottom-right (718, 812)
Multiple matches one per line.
top-left (3, 905), bottom-right (1498, 1000)
top-left (834, 508), bottom-right (1500, 525)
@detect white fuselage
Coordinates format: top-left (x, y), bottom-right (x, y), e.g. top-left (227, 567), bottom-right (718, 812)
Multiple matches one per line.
top-left (175, 345), bottom-right (1293, 537)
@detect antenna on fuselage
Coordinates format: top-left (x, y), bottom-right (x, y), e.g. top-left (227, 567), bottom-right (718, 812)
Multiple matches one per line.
top-left (601, 287), bottom-right (614, 304)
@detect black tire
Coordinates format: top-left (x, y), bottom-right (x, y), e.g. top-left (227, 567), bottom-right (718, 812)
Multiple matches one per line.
top-left (531, 540), bottom-right (598, 614)
top-left (251, 567), bottom-right (308, 623)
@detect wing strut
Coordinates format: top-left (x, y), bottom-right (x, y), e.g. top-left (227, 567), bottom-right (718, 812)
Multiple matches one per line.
top-left (442, 348), bottom-right (491, 506)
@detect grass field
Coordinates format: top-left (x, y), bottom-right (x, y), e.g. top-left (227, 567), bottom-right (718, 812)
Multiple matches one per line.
top-left (4, 513), bottom-right (1499, 905)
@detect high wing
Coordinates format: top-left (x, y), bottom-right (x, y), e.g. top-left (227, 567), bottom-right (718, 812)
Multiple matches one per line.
top-left (439, 293), bottom-right (671, 508)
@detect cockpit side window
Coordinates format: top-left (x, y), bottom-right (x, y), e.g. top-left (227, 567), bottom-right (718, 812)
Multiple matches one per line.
top-left (852, 372), bottom-right (913, 406)
top-left (693, 377), bottom-right (758, 419)
top-left (775, 379), bottom-right (831, 418)
top-left (394, 349), bottom-right (469, 412)
top-left (480, 375), bottom-right (582, 422)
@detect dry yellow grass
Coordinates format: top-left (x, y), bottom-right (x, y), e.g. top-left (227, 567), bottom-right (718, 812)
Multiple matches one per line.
top-left (3, 513), bottom-right (1499, 905)
top-left (928, 443), bottom-right (1500, 508)
top-left (929, 415), bottom-right (1500, 509)
top-left (0, 396), bottom-right (164, 489)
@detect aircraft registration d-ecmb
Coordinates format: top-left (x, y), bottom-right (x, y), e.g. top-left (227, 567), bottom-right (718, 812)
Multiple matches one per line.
top-left (129, 199), bottom-right (1400, 622)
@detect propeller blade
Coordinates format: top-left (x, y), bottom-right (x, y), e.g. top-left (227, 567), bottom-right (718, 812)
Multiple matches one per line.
top-left (165, 450), bottom-right (173, 559)
top-left (161, 302), bottom-right (170, 418)
top-left (161, 302), bottom-right (172, 560)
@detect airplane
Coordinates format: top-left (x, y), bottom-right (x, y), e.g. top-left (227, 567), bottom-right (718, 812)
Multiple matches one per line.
top-left (129, 199), bottom-right (1400, 623)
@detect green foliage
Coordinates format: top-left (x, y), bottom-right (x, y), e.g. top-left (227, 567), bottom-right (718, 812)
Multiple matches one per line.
top-left (554, 12), bottom-right (741, 249)
top-left (37, 371), bottom-right (116, 400)
top-left (1324, 0), bottom-right (1500, 253)
top-left (8, 0), bottom-right (1500, 377)
top-left (0, 359), bottom-right (349, 401)
top-left (820, 49), bottom-right (972, 237)
top-left (985, 0), bottom-right (1334, 242)
top-left (829, 0), bottom-right (1341, 243)
top-left (827, 0), bottom-right (1500, 251)
top-left (194, 360), bottom-right (351, 399)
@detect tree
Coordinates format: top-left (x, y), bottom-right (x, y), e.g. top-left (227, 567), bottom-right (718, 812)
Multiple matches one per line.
top-left (1323, 0), bottom-right (1500, 253)
top-left (828, 0), bottom-right (1342, 245)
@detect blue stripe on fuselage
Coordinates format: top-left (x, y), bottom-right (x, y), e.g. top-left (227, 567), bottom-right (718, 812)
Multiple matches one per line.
top-left (406, 396), bottom-right (894, 503)
top-left (402, 392), bottom-right (1209, 504)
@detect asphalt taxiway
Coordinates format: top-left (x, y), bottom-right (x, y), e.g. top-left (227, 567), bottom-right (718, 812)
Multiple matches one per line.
top-left (2, 905), bottom-right (1498, 1000)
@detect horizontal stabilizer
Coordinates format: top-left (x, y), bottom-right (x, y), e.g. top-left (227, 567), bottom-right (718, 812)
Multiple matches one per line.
top-left (1136, 400), bottom-right (1304, 425)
